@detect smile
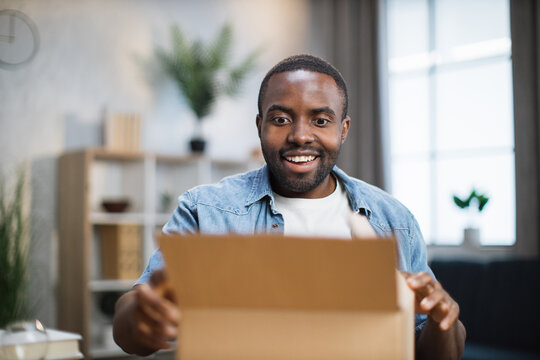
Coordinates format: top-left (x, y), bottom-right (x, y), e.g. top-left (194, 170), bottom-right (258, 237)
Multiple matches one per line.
top-left (285, 155), bottom-right (317, 163)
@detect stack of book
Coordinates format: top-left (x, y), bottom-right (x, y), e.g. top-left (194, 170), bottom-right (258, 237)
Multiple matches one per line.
top-left (104, 112), bottom-right (141, 153)
top-left (0, 329), bottom-right (82, 360)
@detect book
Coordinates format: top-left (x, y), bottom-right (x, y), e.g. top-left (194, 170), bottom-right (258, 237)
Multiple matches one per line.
top-left (0, 329), bottom-right (83, 360)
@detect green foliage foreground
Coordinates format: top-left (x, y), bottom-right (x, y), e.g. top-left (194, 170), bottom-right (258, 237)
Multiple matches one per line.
top-left (0, 171), bottom-right (29, 328)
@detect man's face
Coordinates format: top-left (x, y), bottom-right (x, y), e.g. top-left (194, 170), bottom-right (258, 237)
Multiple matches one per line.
top-left (256, 70), bottom-right (350, 198)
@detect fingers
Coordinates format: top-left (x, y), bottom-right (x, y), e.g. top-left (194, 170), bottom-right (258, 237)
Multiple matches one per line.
top-left (439, 301), bottom-right (460, 331)
top-left (130, 283), bottom-right (181, 351)
top-left (150, 269), bottom-right (177, 303)
top-left (403, 271), bottom-right (460, 331)
top-left (137, 283), bottom-right (181, 326)
top-left (133, 309), bottom-right (175, 350)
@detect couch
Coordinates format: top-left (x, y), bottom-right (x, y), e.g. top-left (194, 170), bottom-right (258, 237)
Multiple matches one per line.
top-left (429, 258), bottom-right (540, 360)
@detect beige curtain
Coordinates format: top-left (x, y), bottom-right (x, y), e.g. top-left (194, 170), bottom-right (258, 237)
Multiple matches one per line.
top-left (311, 0), bottom-right (389, 190)
top-left (510, 0), bottom-right (540, 256)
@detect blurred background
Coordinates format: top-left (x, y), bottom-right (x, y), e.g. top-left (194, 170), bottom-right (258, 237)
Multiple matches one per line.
top-left (1, 0), bottom-right (539, 359)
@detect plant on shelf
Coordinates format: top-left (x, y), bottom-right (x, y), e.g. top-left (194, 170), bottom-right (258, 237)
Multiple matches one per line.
top-left (0, 170), bottom-right (30, 328)
top-left (156, 23), bottom-right (260, 153)
top-left (453, 188), bottom-right (490, 246)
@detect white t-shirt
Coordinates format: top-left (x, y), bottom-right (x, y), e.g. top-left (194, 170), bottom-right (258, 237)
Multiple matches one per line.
top-left (273, 178), bottom-right (374, 239)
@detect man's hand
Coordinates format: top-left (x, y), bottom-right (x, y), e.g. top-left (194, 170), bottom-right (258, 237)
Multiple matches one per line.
top-left (402, 271), bottom-right (459, 330)
top-left (402, 272), bottom-right (466, 360)
top-left (113, 269), bottom-right (181, 356)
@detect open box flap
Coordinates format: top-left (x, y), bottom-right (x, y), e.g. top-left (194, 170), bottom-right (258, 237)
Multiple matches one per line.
top-left (158, 233), bottom-right (400, 311)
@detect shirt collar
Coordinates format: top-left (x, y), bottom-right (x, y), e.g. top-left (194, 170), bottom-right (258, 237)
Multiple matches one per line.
top-left (245, 165), bottom-right (274, 207)
top-left (332, 166), bottom-right (372, 218)
top-left (244, 164), bottom-right (372, 218)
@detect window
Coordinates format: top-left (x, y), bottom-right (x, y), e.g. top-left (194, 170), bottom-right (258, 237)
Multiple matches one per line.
top-left (387, 0), bottom-right (515, 245)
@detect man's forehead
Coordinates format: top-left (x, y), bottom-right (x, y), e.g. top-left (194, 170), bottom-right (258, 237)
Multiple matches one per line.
top-left (263, 70), bottom-right (344, 112)
top-left (266, 69), bottom-right (335, 87)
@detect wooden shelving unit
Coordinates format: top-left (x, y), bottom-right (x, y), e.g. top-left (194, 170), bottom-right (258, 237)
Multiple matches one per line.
top-left (57, 148), bottom-right (254, 358)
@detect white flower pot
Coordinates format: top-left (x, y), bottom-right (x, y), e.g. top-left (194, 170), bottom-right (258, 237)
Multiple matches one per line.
top-left (463, 227), bottom-right (480, 247)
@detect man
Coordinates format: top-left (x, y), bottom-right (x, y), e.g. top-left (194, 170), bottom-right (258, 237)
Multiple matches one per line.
top-left (113, 54), bottom-right (466, 359)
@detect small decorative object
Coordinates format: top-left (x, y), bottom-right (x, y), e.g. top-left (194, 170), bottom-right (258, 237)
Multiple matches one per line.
top-left (160, 192), bottom-right (173, 213)
top-left (101, 198), bottom-right (130, 213)
top-left (156, 23), bottom-right (260, 153)
top-left (0, 170), bottom-right (30, 329)
top-left (453, 188), bottom-right (489, 247)
top-left (0, 320), bottom-right (48, 360)
top-left (99, 224), bottom-right (141, 279)
top-left (103, 112), bottom-right (141, 153)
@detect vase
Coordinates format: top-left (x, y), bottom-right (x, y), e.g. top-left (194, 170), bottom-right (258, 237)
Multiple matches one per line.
top-left (190, 137), bottom-right (206, 153)
top-left (463, 227), bottom-right (480, 247)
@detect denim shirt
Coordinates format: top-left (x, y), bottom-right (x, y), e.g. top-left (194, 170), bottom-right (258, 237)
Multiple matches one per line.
top-left (137, 165), bottom-right (432, 335)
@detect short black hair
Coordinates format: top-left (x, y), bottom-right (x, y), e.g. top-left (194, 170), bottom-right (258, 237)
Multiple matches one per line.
top-left (257, 54), bottom-right (348, 119)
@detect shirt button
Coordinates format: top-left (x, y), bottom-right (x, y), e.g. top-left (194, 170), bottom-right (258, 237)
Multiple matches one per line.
top-left (272, 224), bottom-right (278, 229)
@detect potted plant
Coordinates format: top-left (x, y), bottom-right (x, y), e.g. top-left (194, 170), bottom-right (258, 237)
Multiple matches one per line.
top-left (156, 24), bottom-right (260, 153)
top-left (0, 170), bottom-right (30, 328)
top-left (453, 188), bottom-right (489, 247)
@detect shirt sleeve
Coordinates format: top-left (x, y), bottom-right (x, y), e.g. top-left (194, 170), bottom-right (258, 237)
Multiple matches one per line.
top-left (134, 191), bottom-right (199, 285)
top-left (409, 212), bottom-right (434, 339)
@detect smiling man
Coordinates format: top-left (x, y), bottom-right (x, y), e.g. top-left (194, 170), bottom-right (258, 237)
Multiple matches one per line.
top-left (113, 55), bottom-right (466, 359)
top-left (257, 69), bottom-right (348, 199)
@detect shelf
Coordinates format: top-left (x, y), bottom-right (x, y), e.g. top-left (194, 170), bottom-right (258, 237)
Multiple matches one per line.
top-left (91, 344), bottom-right (176, 359)
top-left (88, 279), bottom-right (136, 292)
top-left (90, 344), bottom-right (130, 359)
top-left (90, 212), bottom-right (147, 225)
top-left (58, 149), bottom-right (251, 358)
top-left (91, 147), bottom-right (145, 161)
top-left (155, 153), bottom-right (202, 164)
top-left (156, 213), bottom-right (172, 226)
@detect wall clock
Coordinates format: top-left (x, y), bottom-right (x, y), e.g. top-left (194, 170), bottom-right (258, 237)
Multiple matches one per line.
top-left (0, 9), bottom-right (40, 70)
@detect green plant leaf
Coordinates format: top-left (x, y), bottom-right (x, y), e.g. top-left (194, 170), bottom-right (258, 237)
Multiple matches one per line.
top-left (453, 195), bottom-right (469, 209)
top-left (224, 47), bottom-right (262, 96)
top-left (453, 188), bottom-right (490, 213)
top-left (208, 24), bottom-right (232, 70)
top-left (477, 194), bottom-right (489, 212)
top-left (0, 169), bottom-right (30, 328)
top-left (155, 23), bottom-right (260, 121)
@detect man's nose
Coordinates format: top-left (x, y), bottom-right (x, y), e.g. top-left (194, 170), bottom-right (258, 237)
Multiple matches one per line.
top-left (287, 120), bottom-right (314, 145)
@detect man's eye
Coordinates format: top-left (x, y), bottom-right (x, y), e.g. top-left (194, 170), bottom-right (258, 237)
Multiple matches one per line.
top-left (314, 118), bottom-right (330, 126)
top-left (273, 117), bottom-right (289, 125)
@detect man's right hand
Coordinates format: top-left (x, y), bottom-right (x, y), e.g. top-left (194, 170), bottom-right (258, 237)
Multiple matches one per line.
top-left (113, 269), bottom-right (181, 356)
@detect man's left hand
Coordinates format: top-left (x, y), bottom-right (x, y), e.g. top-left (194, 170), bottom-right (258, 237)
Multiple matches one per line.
top-left (402, 272), bottom-right (460, 331)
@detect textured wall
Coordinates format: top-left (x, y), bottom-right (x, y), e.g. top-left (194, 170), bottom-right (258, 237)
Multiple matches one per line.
top-left (0, 0), bottom-right (314, 327)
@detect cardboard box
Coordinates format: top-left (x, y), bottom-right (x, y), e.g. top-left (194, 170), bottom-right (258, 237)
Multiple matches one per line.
top-left (158, 234), bottom-right (414, 360)
top-left (99, 224), bottom-right (141, 279)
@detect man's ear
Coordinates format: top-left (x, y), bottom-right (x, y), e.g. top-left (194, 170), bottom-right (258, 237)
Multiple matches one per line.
top-left (340, 115), bottom-right (351, 144)
top-left (256, 114), bottom-right (262, 138)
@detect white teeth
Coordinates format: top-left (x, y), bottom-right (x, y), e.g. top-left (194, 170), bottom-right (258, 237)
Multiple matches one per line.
top-left (286, 155), bottom-right (316, 163)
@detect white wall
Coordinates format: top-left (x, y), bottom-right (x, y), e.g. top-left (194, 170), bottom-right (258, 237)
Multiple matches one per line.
top-left (0, 0), bottom-right (316, 327)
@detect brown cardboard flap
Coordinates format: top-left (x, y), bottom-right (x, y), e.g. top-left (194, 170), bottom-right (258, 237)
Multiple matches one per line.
top-left (158, 233), bottom-right (399, 311)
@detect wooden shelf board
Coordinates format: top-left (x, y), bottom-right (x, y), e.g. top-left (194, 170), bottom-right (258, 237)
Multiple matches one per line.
top-left (88, 279), bottom-right (136, 292)
top-left (156, 153), bottom-right (202, 164)
top-left (155, 213), bottom-right (172, 226)
top-left (90, 344), bottom-right (129, 358)
top-left (90, 212), bottom-right (146, 225)
top-left (90, 343), bottom-right (175, 358)
top-left (91, 147), bottom-right (145, 161)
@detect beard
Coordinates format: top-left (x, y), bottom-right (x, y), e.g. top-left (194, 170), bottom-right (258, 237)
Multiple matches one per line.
top-left (262, 144), bottom-right (340, 195)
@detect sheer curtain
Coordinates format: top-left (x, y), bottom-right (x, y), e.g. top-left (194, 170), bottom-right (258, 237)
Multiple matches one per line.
top-left (510, 0), bottom-right (540, 256)
top-left (311, 0), bottom-right (389, 190)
